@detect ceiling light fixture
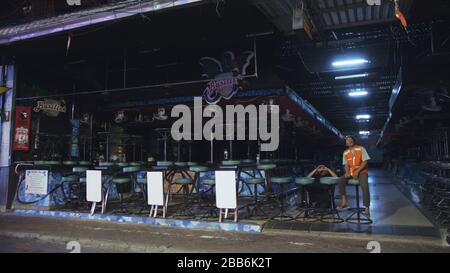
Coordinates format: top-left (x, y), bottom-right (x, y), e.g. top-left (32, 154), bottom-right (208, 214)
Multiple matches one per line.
top-left (356, 114), bottom-right (371, 120)
top-left (348, 90), bottom-right (368, 97)
top-left (335, 73), bottom-right (369, 80)
top-left (332, 59), bottom-right (369, 67)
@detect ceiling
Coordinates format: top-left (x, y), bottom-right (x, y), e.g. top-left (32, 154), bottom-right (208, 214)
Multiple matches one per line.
top-left (3, 0), bottom-right (450, 139)
top-left (255, 0), bottom-right (449, 136)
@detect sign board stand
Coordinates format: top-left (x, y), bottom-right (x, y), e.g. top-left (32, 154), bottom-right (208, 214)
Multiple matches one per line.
top-left (86, 170), bottom-right (102, 215)
top-left (215, 171), bottom-right (238, 223)
top-left (147, 172), bottom-right (166, 218)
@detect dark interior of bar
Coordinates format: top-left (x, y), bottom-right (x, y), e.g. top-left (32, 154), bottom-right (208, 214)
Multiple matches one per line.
top-left (0, 0), bottom-right (450, 253)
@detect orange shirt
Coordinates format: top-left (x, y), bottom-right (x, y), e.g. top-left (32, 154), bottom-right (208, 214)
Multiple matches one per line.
top-left (343, 145), bottom-right (370, 176)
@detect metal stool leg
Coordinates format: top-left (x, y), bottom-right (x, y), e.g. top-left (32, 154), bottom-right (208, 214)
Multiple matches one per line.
top-left (295, 186), bottom-right (318, 222)
top-left (346, 185), bottom-right (372, 224)
top-left (271, 184), bottom-right (294, 221)
top-left (320, 186), bottom-right (344, 223)
top-left (246, 183), bottom-right (267, 219)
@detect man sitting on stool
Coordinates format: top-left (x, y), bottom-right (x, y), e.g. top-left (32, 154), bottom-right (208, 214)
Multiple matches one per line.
top-left (338, 135), bottom-right (371, 217)
top-left (306, 165), bottom-right (337, 208)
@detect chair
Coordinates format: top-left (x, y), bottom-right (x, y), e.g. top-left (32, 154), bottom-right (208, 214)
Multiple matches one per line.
top-left (319, 177), bottom-right (344, 223)
top-left (345, 179), bottom-right (373, 224)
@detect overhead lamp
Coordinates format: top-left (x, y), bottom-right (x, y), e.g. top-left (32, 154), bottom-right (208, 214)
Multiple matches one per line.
top-left (348, 90), bottom-right (368, 97)
top-left (335, 73), bottom-right (369, 80)
top-left (356, 114), bottom-right (371, 120)
top-left (332, 59), bottom-right (369, 67)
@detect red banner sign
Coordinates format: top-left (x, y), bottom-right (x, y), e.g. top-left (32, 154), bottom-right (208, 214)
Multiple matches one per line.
top-left (13, 106), bottom-right (32, 151)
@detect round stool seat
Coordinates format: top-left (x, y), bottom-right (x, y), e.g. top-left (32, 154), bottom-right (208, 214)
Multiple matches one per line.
top-left (123, 166), bottom-right (140, 173)
top-left (175, 178), bottom-right (193, 184)
top-left (137, 178), bottom-right (147, 184)
top-left (63, 161), bottom-right (78, 166)
top-left (116, 162), bottom-right (129, 167)
top-left (99, 162), bottom-right (114, 167)
top-left (295, 177), bottom-right (315, 185)
top-left (46, 161), bottom-right (61, 166)
top-left (241, 159), bottom-right (255, 164)
top-left (271, 177), bottom-right (291, 184)
top-left (189, 166), bottom-right (209, 172)
top-left (130, 162), bottom-right (142, 167)
top-left (73, 166), bottom-right (88, 173)
top-left (320, 177), bottom-right (340, 185)
top-left (245, 178), bottom-right (265, 184)
top-left (348, 179), bottom-right (360, 185)
top-left (260, 159), bottom-right (274, 164)
top-left (112, 177), bottom-right (131, 184)
top-left (79, 161), bottom-right (91, 166)
top-left (257, 164), bottom-right (276, 171)
top-left (203, 178), bottom-right (216, 185)
top-left (157, 161), bottom-right (173, 167)
top-left (174, 162), bottom-right (188, 167)
top-left (33, 161), bottom-right (45, 166)
top-left (62, 175), bottom-right (79, 182)
top-left (222, 160), bottom-right (241, 166)
top-left (187, 162), bottom-right (198, 166)
top-left (80, 177), bottom-right (87, 183)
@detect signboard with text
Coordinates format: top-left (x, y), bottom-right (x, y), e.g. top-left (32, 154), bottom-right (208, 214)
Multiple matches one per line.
top-left (25, 170), bottom-right (48, 195)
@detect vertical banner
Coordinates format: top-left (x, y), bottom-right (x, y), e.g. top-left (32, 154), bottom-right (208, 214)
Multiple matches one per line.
top-left (70, 119), bottom-right (80, 157)
top-left (13, 106), bottom-right (32, 151)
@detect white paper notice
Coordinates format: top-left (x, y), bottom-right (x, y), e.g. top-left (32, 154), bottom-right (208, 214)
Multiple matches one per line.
top-left (86, 170), bottom-right (102, 202)
top-left (25, 170), bottom-right (48, 195)
top-left (147, 172), bottom-right (164, 206)
top-left (215, 171), bottom-right (237, 209)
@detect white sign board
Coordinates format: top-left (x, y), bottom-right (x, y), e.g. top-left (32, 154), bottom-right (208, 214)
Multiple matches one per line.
top-left (147, 172), bottom-right (164, 206)
top-left (25, 170), bottom-right (48, 195)
top-left (86, 170), bottom-right (102, 202)
top-left (215, 170), bottom-right (237, 209)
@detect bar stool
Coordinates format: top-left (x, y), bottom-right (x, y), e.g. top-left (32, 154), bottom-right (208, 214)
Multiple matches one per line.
top-left (319, 177), bottom-right (344, 223)
top-left (345, 179), bottom-right (373, 224)
top-left (222, 160), bottom-right (241, 166)
top-left (71, 166), bottom-right (88, 206)
top-left (79, 161), bottom-right (91, 166)
top-left (172, 177), bottom-right (195, 217)
top-left (256, 164), bottom-right (277, 193)
top-left (200, 177), bottom-right (217, 218)
top-left (61, 175), bottom-right (79, 206)
top-left (270, 177), bottom-right (294, 221)
top-left (244, 177), bottom-right (267, 219)
top-left (157, 160), bottom-right (174, 183)
top-left (295, 177), bottom-right (318, 222)
top-left (109, 166), bottom-right (140, 213)
top-left (189, 165), bottom-right (210, 196)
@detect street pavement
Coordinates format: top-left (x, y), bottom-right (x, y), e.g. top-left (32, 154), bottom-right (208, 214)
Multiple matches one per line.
top-left (0, 213), bottom-right (449, 253)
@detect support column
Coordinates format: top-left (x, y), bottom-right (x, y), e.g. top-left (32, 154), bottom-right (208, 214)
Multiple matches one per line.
top-left (0, 63), bottom-right (17, 211)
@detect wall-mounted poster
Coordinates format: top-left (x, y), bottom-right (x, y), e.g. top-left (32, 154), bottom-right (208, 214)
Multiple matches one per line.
top-left (25, 170), bottom-right (48, 195)
top-left (13, 106), bottom-right (32, 151)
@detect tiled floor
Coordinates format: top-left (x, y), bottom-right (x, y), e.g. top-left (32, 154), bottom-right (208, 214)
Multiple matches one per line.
top-left (266, 169), bottom-right (442, 238)
top-left (46, 169), bottom-right (442, 237)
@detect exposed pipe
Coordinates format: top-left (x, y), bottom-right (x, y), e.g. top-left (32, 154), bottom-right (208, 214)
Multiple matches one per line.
top-left (0, 0), bottom-right (206, 45)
